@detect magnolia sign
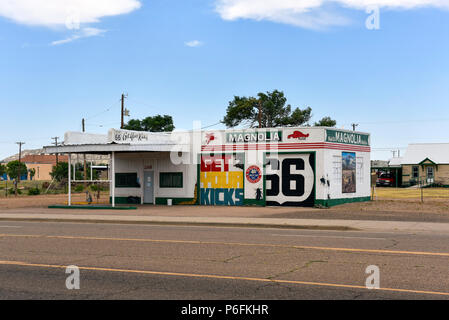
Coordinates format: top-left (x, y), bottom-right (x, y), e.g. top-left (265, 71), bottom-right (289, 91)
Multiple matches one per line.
top-left (226, 131), bottom-right (282, 143)
top-left (326, 129), bottom-right (370, 146)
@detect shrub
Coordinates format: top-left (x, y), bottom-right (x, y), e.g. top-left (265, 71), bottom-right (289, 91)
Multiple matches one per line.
top-left (8, 188), bottom-right (22, 195)
top-left (74, 185), bottom-right (84, 193)
top-left (42, 182), bottom-right (50, 189)
top-left (90, 184), bottom-right (103, 192)
top-left (27, 187), bottom-right (40, 196)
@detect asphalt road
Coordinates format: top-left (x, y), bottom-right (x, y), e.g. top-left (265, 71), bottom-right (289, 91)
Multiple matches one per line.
top-left (1, 221), bottom-right (449, 299)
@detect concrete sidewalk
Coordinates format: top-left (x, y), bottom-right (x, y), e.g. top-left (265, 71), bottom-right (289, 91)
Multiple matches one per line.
top-left (1, 212), bottom-right (449, 233)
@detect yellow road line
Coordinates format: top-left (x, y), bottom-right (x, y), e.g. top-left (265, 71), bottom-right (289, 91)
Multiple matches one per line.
top-left (1, 233), bottom-right (449, 257)
top-left (0, 260), bottom-right (448, 297)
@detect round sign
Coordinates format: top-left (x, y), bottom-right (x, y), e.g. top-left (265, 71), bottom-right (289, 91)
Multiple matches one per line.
top-left (246, 165), bottom-right (262, 184)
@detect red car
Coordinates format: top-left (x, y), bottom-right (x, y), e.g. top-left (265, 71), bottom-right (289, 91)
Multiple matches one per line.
top-left (376, 173), bottom-right (395, 187)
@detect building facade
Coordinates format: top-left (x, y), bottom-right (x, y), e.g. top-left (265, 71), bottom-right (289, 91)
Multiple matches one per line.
top-left (400, 143), bottom-right (449, 187)
top-left (44, 127), bottom-right (371, 207)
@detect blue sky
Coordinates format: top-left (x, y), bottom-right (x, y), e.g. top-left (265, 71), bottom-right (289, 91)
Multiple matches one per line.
top-left (0, 0), bottom-right (448, 160)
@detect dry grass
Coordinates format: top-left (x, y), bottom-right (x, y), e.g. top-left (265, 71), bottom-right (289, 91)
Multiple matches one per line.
top-left (375, 187), bottom-right (449, 200)
top-left (0, 192), bottom-right (110, 209)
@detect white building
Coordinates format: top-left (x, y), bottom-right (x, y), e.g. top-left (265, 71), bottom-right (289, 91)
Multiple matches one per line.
top-left (44, 127), bottom-right (371, 207)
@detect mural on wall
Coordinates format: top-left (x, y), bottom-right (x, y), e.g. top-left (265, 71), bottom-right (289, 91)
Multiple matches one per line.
top-left (244, 164), bottom-right (264, 204)
top-left (200, 154), bottom-right (244, 206)
top-left (265, 153), bottom-right (315, 206)
top-left (342, 152), bottom-right (356, 193)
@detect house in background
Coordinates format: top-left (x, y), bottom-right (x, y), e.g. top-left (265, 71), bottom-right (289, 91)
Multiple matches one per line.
top-left (21, 154), bottom-right (68, 181)
top-left (1, 153), bottom-right (68, 181)
top-left (401, 143), bottom-right (449, 187)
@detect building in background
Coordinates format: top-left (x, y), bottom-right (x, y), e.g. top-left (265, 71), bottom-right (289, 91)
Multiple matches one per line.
top-left (400, 143), bottom-right (449, 187)
top-left (21, 154), bottom-right (68, 181)
top-left (0, 153), bottom-right (67, 181)
top-left (371, 143), bottom-right (449, 187)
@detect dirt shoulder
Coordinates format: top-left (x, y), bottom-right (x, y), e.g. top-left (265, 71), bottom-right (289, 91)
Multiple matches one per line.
top-left (1, 191), bottom-right (448, 223)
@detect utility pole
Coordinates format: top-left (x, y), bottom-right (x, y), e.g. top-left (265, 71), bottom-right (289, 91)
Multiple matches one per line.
top-left (16, 142), bottom-right (25, 181)
top-left (51, 137), bottom-right (59, 165)
top-left (351, 123), bottom-right (359, 131)
top-left (121, 93), bottom-right (125, 129)
top-left (15, 142), bottom-right (25, 196)
top-left (82, 119), bottom-right (87, 188)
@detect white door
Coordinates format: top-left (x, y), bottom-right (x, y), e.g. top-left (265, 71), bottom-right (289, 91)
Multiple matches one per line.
top-left (144, 171), bottom-right (154, 204)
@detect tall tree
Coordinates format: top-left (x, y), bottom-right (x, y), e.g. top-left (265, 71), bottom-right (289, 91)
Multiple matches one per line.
top-left (123, 119), bottom-right (142, 131)
top-left (50, 162), bottom-right (69, 182)
top-left (123, 115), bottom-right (175, 132)
top-left (223, 90), bottom-right (336, 129)
top-left (223, 90), bottom-right (313, 128)
top-left (6, 161), bottom-right (27, 196)
top-left (314, 116), bottom-right (337, 127)
top-left (6, 161), bottom-right (27, 180)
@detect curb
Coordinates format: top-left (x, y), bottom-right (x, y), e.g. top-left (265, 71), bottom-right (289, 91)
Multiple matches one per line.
top-left (0, 217), bottom-right (358, 231)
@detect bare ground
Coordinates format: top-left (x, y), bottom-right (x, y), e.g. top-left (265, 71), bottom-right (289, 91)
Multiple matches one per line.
top-left (0, 191), bottom-right (448, 223)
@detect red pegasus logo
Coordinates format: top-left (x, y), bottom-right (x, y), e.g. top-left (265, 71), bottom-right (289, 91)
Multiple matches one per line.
top-left (288, 131), bottom-right (309, 140)
top-left (205, 133), bottom-right (215, 145)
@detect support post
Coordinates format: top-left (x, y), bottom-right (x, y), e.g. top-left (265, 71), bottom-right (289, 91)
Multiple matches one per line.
top-left (68, 153), bottom-right (72, 206)
top-left (111, 152), bottom-right (115, 207)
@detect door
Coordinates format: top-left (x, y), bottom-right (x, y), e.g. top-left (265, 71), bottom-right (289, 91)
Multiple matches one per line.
top-left (427, 166), bottom-right (434, 183)
top-left (144, 171), bottom-right (154, 204)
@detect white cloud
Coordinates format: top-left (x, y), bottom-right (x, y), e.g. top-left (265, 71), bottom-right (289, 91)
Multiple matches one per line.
top-left (0, 0), bottom-right (141, 45)
top-left (215, 0), bottom-right (449, 29)
top-left (185, 40), bottom-right (204, 47)
top-left (0, 0), bottom-right (141, 27)
top-left (51, 27), bottom-right (106, 45)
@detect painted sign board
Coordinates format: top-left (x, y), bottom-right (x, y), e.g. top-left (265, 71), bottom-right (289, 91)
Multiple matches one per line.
top-left (326, 129), bottom-right (370, 146)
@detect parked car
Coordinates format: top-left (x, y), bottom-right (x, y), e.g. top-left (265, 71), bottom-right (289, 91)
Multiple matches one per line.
top-left (376, 173), bottom-right (395, 187)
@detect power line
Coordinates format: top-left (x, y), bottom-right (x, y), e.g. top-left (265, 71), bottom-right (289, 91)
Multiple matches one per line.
top-left (342, 117), bottom-right (449, 127)
top-left (201, 121), bottom-right (222, 129)
top-left (84, 98), bottom-right (122, 121)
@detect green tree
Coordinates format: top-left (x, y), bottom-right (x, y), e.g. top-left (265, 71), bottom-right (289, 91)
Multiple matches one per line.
top-left (123, 119), bottom-right (142, 131)
top-left (124, 115), bottom-right (175, 132)
top-left (50, 162), bottom-right (69, 182)
top-left (6, 161), bottom-right (27, 180)
top-left (314, 116), bottom-right (337, 127)
top-left (6, 161), bottom-right (27, 196)
top-left (28, 168), bottom-right (36, 180)
top-left (222, 90), bottom-right (313, 128)
top-left (0, 163), bottom-right (6, 177)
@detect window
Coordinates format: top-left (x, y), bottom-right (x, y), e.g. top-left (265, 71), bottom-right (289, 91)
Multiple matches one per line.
top-left (115, 173), bottom-right (140, 188)
top-left (412, 166), bottom-right (419, 179)
top-left (160, 172), bottom-right (183, 188)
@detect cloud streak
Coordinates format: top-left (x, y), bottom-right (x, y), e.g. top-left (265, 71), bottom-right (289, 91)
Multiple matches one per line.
top-left (51, 27), bottom-right (106, 46)
top-left (185, 40), bottom-right (204, 47)
top-left (215, 0), bottom-right (449, 29)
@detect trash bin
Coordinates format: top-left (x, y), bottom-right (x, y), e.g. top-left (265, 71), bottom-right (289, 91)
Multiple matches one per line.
top-left (167, 199), bottom-right (173, 206)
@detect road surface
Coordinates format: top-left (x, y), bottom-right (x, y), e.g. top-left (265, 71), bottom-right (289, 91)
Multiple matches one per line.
top-left (0, 220), bottom-right (449, 299)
